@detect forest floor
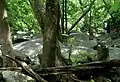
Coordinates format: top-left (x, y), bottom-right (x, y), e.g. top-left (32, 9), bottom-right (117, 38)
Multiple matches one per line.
top-left (1, 32), bottom-right (120, 82)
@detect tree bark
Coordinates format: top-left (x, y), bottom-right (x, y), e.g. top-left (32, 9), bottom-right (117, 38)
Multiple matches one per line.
top-left (41, 0), bottom-right (58, 81)
top-left (65, 0), bottom-right (67, 33)
top-left (29, 0), bottom-right (45, 32)
top-left (0, 0), bottom-right (14, 67)
top-left (61, 0), bottom-right (65, 34)
top-left (42, 0), bottom-right (58, 67)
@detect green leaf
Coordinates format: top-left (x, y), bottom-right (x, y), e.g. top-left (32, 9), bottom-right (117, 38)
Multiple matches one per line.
top-left (90, 79), bottom-right (95, 82)
top-left (109, 2), bottom-right (120, 13)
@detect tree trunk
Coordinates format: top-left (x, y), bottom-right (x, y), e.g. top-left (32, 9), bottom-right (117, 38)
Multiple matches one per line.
top-left (0, 0), bottom-right (14, 67)
top-left (89, 28), bottom-right (94, 40)
top-left (42, 0), bottom-right (58, 67)
top-left (29, 0), bottom-right (45, 32)
top-left (29, 0), bottom-right (63, 66)
top-left (41, 0), bottom-right (58, 81)
top-left (93, 41), bottom-right (109, 81)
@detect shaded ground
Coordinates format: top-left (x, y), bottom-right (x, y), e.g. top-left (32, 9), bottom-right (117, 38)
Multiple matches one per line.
top-left (1, 33), bottom-right (120, 82)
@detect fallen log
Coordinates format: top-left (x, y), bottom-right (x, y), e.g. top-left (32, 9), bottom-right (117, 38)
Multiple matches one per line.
top-left (4, 54), bottom-right (120, 81)
top-left (36, 60), bottom-right (120, 80)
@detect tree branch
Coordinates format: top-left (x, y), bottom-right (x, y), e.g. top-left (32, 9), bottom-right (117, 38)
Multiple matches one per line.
top-left (5, 55), bottom-right (47, 82)
top-left (0, 67), bottom-right (22, 71)
top-left (67, 0), bottom-right (96, 34)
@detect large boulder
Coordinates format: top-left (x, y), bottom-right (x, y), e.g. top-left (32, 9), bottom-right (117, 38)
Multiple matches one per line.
top-left (13, 38), bottom-right (43, 65)
top-left (69, 33), bottom-right (97, 47)
top-left (12, 33), bottom-right (98, 65)
top-left (0, 38), bottom-right (43, 82)
top-left (2, 71), bottom-right (35, 82)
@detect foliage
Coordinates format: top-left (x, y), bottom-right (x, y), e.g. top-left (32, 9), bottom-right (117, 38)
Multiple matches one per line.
top-left (5, 0), bottom-right (40, 35)
top-left (5, 0), bottom-right (120, 35)
top-left (90, 79), bottom-right (95, 82)
top-left (109, 2), bottom-right (120, 14)
top-left (64, 0), bottom-right (108, 32)
top-left (61, 0), bottom-right (120, 33)
top-left (109, 2), bottom-right (120, 25)
top-left (71, 50), bottom-right (94, 65)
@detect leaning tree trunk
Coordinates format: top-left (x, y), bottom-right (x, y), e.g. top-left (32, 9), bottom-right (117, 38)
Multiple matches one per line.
top-left (29, 0), bottom-right (45, 32)
top-left (0, 0), bottom-right (14, 67)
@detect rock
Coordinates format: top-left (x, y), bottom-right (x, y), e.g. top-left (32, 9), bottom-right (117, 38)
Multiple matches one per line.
top-left (69, 33), bottom-right (97, 47)
top-left (13, 35), bottom-right (98, 63)
top-left (4, 32), bottom-right (120, 82)
top-left (13, 38), bottom-right (43, 65)
top-left (73, 33), bottom-right (89, 41)
top-left (2, 71), bottom-right (35, 82)
top-left (109, 47), bottom-right (120, 60)
top-left (13, 50), bottom-right (32, 64)
top-left (13, 38), bottom-right (66, 64)
top-left (111, 39), bottom-right (120, 47)
top-left (0, 36), bottom-right (101, 82)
